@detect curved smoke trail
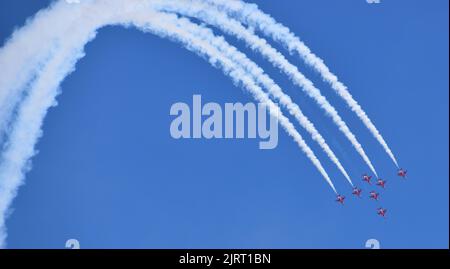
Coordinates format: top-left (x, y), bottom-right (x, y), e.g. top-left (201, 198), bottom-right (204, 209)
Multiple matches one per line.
top-left (127, 8), bottom-right (338, 193)
top-left (206, 0), bottom-right (398, 168)
top-left (0, 2), bottom-right (93, 146)
top-left (0, 1), bottom-right (338, 247)
top-left (154, 0), bottom-right (380, 183)
top-left (158, 7), bottom-right (352, 184)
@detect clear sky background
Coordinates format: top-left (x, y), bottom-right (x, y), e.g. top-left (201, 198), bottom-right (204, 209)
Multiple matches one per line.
top-left (0, 0), bottom-right (448, 248)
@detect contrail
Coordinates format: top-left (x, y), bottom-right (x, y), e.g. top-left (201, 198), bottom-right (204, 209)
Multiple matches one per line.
top-left (155, 0), bottom-right (380, 183)
top-left (154, 5), bottom-right (353, 184)
top-left (0, 1), bottom-right (92, 146)
top-left (0, 1), bottom-right (337, 247)
top-left (205, 0), bottom-right (398, 168)
top-left (0, 0), bottom-right (118, 248)
top-left (130, 10), bottom-right (337, 192)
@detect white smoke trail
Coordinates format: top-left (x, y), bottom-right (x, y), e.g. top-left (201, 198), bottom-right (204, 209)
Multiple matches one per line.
top-left (0, 0), bottom-right (127, 248)
top-left (154, 0), bottom-right (380, 183)
top-left (0, 1), bottom-right (94, 145)
top-left (153, 3), bottom-right (352, 184)
top-left (121, 9), bottom-right (337, 193)
top-left (205, 0), bottom-right (398, 168)
top-left (0, 1), bottom-right (337, 247)
top-left (0, 1), bottom-right (150, 144)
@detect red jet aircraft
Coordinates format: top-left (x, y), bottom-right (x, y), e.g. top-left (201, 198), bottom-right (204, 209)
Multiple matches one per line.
top-left (362, 174), bottom-right (372, 185)
top-left (352, 187), bottom-right (362, 197)
top-left (376, 179), bottom-right (387, 188)
top-left (398, 168), bottom-right (407, 178)
top-left (369, 191), bottom-right (380, 201)
top-left (336, 194), bottom-right (345, 205)
top-left (377, 208), bottom-right (387, 217)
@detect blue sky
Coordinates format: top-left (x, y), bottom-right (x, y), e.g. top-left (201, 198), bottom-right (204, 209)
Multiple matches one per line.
top-left (0, 0), bottom-right (448, 248)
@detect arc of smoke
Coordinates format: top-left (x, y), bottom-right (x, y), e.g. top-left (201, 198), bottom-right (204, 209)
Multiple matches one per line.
top-left (0, 0), bottom-right (121, 248)
top-left (205, 0), bottom-right (398, 168)
top-left (153, 4), bottom-right (352, 184)
top-left (155, 0), bottom-right (380, 183)
top-left (0, 1), bottom-right (337, 247)
top-left (126, 10), bottom-right (337, 193)
top-left (0, 1), bottom-right (94, 145)
top-left (0, 0), bottom-right (150, 144)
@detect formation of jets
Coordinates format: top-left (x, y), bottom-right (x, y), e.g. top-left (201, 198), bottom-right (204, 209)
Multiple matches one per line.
top-left (335, 168), bottom-right (408, 217)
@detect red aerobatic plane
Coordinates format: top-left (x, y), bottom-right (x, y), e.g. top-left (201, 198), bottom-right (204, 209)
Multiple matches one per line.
top-left (377, 208), bottom-right (387, 217)
top-left (362, 174), bottom-right (372, 185)
top-left (398, 168), bottom-right (407, 178)
top-left (376, 179), bottom-right (387, 188)
top-left (352, 187), bottom-right (362, 197)
top-left (336, 194), bottom-right (345, 205)
top-left (369, 191), bottom-right (380, 201)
